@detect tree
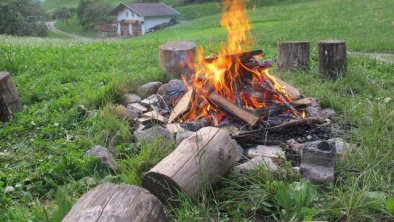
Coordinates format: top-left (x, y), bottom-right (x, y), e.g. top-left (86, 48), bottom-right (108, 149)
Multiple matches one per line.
top-left (77, 0), bottom-right (111, 30)
top-left (0, 0), bottom-right (49, 36)
top-left (53, 7), bottom-right (72, 25)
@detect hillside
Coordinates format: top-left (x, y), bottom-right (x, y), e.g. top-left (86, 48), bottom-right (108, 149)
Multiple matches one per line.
top-left (1, 0), bottom-right (394, 221)
top-left (41, 0), bottom-right (185, 11)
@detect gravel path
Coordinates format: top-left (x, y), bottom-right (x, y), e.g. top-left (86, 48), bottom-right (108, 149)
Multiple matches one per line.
top-left (349, 51), bottom-right (394, 63)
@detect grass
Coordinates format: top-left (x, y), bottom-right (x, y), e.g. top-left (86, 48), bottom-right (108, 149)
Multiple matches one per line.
top-left (1, 0), bottom-right (394, 221)
top-left (41, 0), bottom-right (185, 11)
top-left (55, 16), bottom-right (97, 38)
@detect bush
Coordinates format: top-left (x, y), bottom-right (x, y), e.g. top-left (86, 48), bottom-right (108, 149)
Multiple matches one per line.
top-left (0, 0), bottom-right (48, 37)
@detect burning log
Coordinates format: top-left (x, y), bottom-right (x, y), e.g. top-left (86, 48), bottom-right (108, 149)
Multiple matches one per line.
top-left (272, 76), bottom-right (301, 100)
top-left (63, 183), bottom-right (166, 222)
top-left (318, 40), bottom-right (347, 79)
top-left (203, 49), bottom-right (262, 63)
top-left (142, 127), bottom-right (239, 204)
top-left (0, 72), bottom-right (23, 122)
top-left (159, 41), bottom-right (196, 80)
top-left (277, 41), bottom-right (310, 72)
top-left (208, 92), bottom-right (259, 126)
top-left (168, 88), bottom-right (194, 123)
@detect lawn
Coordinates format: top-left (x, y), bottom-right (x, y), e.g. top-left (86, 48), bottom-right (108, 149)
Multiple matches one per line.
top-left (1, 0), bottom-right (394, 221)
top-left (55, 16), bottom-right (98, 38)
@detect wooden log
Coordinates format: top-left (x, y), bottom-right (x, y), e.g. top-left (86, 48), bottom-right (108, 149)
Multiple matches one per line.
top-left (142, 127), bottom-right (239, 204)
top-left (318, 40), bottom-right (347, 79)
top-left (272, 76), bottom-right (301, 100)
top-left (208, 92), bottom-right (259, 126)
top-left (63, 183), bottom-right (166, 222)
top-left (159, 41), bottom-right (196, 80)
top-left (168, 88), bottom-right (194, 123)
top-left (277, 41), bottom-right (310, 72)
top-left (0, 72), bottom-right (22, 122)
top-left (203, 49), bottom-right (263, 63)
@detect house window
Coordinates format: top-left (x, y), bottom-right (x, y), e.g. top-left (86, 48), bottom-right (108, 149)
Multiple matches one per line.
top-left (126, 11), bottom-right (128, 17)
top-left (131, 11), bottom-right (134, 17)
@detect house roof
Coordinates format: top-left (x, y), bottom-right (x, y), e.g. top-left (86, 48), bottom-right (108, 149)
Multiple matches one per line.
top-left (109, 2), bottom-right (180, 17)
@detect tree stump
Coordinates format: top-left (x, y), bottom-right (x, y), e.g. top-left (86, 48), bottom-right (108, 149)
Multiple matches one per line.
top-left (277, 41), bottom-right (310, 72)
top-left (142, 127), bottom-right (239, 204)
top-left (63, 183), bottom-right (166, 222)
top-left (159, 41), bottom-right (196, 80)
top-left (318, 40), bottom-right (347, 79)
top-left (0, 72), bottom-right (22, 122)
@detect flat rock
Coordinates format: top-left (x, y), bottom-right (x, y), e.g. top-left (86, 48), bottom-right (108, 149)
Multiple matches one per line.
top-left (127, 103), bottom-right (148, 113)
top-left (321, 108), bottom-right (336, 120)
top-left (123, 93), bottom-right (141, 104)
top-left (157, 79), bottom-right (187, 106)
top-left (175, 130), bottom-right (194, 145)
top-left (166, 123), bottom-right (187, 134)
top-left (140, 94), bottom-right (160, 106)
top-left (139, 82), bottom-right (162, 98)
top-left (328, 137), bottom-right (351, 155)
top-left (233, 156), bottom-right (278, 174)
top-left (245, 145), bottom-right (285, 159)
top-left (134, 126), bottom-right (172, 143)
top-left (287, 138), bottom-right (351, 156)
top-left (142, 110), bottom-right (167, 123)
top-left (115, 105), bottom-right (139, 121)
top-left (87, 145), bottom-right (117, 171)
top-left (300, 141), bottom-right (335, 184)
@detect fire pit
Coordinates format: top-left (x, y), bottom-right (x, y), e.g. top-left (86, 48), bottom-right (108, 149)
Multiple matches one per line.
top-left (118, 0), bottom-right (350, 204)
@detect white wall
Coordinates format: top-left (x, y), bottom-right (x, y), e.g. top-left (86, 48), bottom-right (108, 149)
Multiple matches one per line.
top-left (117, 7), bottom-right (144, 22)
top-left (144, 16), bottom-right (172, 33)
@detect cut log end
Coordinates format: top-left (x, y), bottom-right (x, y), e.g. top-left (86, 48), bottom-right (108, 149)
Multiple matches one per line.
top-left (142, 171), bottom-right (182, 205)
top-left (63, 183), bottom-right (166, 222)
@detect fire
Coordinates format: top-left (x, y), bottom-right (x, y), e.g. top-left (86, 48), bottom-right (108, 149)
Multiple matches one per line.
top-left (179, 0), bottom-right (294, 124)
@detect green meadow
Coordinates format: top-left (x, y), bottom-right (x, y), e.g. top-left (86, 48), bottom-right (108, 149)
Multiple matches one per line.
top-left (0, 0), bottom-right (393, 221)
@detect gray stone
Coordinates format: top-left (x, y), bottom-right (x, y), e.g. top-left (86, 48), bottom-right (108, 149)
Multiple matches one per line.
top-left (321, 108), bottom-right (336, 120)
top-left (115, 105), bottom-right (139, 121)
top-left (140, 94), bottom-right (160, 106)
top-left (127, 103), bottom-right (148, 113)
top-left (233, 156), bottom-right (278, 175)
top-left (166, 123), bottom-right (187, 134)
top-left (157, 79), bottom-right (187, 105)
top-left (245, 145), bottom-right (285, 159)
top-left (328, 137), bottom-right (351, 155)
top-left (300, 141), bottom-right (335, 184)
top-left (87, 145), bottom-right (117, 171)
top-left (234, 140), bottom-right (244, 162)
top-left (175, 130), bottom-right (194, 145)
top-left (123, 93), bottom-right (141, 104)
top-left (4, 186), bottom-right (14, 193)
top-left (139, 82), bottom-right (162, 98)
top-left (288, 138), bottom-right (351, 156)
top-left (134, 126), bottom-right (172, 143)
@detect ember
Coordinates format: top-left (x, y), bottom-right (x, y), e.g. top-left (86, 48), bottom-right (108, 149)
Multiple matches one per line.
top-left (175, 0), bottom-right (299, 126)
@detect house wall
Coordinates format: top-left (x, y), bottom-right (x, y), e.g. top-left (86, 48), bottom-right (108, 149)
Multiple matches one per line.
top-left (116, 7), bottom-right (144, 35)
top-left (144, 16), bottom-right (173, 33)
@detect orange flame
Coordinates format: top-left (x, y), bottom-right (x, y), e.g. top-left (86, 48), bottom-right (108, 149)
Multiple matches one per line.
top-left (180, 0), bottom-right (293, 123)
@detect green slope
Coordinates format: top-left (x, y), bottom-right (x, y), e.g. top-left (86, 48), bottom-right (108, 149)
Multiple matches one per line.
top-left (41, 0), bottom-right (184, 11)
top-left (1, 0), bottom-right (394, 221)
